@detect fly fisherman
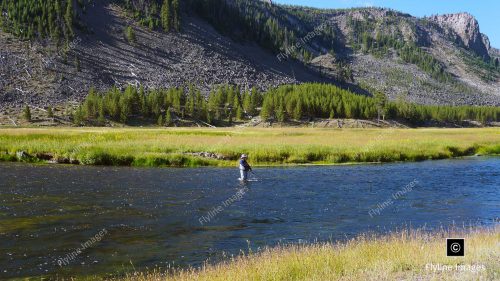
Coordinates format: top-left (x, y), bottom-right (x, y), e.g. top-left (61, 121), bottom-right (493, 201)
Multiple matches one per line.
top-left (239, 154), bottom-right (252, 181)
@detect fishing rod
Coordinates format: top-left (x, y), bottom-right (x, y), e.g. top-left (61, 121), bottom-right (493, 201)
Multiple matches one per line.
top-left (250, 170), bottom-right (259, 180)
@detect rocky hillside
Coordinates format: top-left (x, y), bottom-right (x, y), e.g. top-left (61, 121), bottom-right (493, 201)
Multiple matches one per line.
top-left (0, 0), bottom-right (499, 110)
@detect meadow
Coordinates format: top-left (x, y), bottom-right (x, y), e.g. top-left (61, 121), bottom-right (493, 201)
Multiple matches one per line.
top-left (116, 227), bottom-right (499, 281)
top-left (0, 127), bottom-right (499, 167)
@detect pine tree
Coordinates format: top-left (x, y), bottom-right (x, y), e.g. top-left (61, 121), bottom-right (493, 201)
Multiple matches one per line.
top-left (260, 97), bottom-right (273, 120)
top-left (161, 0), bottom-right (171, 31)
top-left (276, 102), bottom-right (286, 122)
top-left (243, 92), bottom-right (252, 115)
top-left (206, 109), bottom-right (214, 124)
top-left (228, 109), bottom-right (233, 125)
top-left (23, 106), bottom-right (32, 122)
top-left (72, 106), bottom-right (84, 125)
top-left (125, 26), bottom-right (136, 43)
top-left (139, 87), bottom-right (149, 117)
top-left (187, 85), bottom-right (196, 117)
top-left (250, 87), bottom-right (260, 115)
top-left (165, 108), bottom-right (172, 125)
top-left (233, 95), bottom-right (243, 120)
top-left (293, 99), bottom-right (302, 120)
top-left (195, 89), bottom-right (204, 120)
top-left (65, 0), bottom-right (74, 37)
top-left (236, 106), bottom-right (243, 121)
top-left (119, 96), bottom-right (131, 123)
top-left (157, 114), bottom-right (164, 126)
top-left (172, 0), bottom-right (180, 31)
top-left (374, 92), bottom-right (387, 122)
top-left (47, 107), bottom-right (54, 118)
top-left (97, 100), bottom-right (106, 126)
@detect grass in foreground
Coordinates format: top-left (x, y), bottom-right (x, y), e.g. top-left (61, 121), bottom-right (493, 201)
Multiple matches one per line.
top-left (116, 227), bottom-right (499, 281)
top-left (0, 127), bottom-right (499, 167)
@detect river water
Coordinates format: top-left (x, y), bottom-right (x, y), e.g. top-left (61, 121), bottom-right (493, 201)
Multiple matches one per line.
top-left (0, 157), bottom-right (498, 279)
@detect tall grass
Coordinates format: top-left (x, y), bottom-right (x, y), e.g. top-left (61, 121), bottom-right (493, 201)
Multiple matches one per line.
top-left (0, 127), bottom-right (498, 167)
top-left (114, 226), bottom-right (499, 281)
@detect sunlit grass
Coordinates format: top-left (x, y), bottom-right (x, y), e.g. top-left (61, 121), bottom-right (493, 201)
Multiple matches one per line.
top-left (0, 127), bottom-right (498, 167)
top-left (115, 226), bottom-right (499, 281)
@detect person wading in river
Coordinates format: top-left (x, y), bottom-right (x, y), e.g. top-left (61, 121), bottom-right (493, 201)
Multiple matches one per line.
top-left (239, 154), bottom-right (252, 181)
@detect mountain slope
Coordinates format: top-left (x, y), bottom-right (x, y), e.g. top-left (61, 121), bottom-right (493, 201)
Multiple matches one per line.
top-left (0, 0), bottom-right (499, 110)
top-left (0, 0), bottom-right (331, 109)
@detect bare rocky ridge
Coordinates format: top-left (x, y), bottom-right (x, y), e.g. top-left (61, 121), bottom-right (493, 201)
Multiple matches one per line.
top-left (308, 8), bottom-right (500, 106)
top-left (429, 13), bottom-right (490, 59)
top-left (0, 2), bottom-right (499, 110)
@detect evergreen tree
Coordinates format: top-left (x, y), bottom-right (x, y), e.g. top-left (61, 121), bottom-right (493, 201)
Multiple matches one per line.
top-left (374, 92), bottom-right (387, 121)
top-left (125, 26), bottom-right (136, 43)
top-left (228, 109), bottom-right (233, 125)
top-left (243, 91), bottom-right (252, 115)
top-left (65, 0), bottom-right (74, 37)
top-left (187, 85), bottom-right (196, 117)
top-left (276, 102), bottom-right (286, 122)
top-left (165, 108), bottom-right (172, 125)
top-left (293, 99), bottom-right (303, 120)
top-left (260, 97), bottom-right (273, 120)
top-left (47, 107), bottom-right (54, 118)
top-left (119, 96), bottom-right (131, 123)
top-left (139, 86), bottom-right (149, 117)
top-left (234, 95), bottom-right (243, 120)
top-left (97, 100), bottom-right (106, 126)
top-left (158, 114), bottom-right (164, 126)
top-left (23, 106), bottom-right (32, 122)
top-left (161, 0), bottom-right (171, 31)
top-left (72, 106), bottom-right (84, 125)
top-left (172, 0), bottom-right (180, 31)
top-left (250, 87), bottom-right (260, 115)
top-left (206, 109), bottom-right (212, 124)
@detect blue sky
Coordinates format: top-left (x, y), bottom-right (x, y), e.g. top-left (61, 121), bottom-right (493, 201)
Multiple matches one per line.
top-left (273, 0), bottom-right (499, 48)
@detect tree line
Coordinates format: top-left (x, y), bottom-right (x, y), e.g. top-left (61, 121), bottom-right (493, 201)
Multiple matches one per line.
top-left (73, 84), bottom-right (262, 126)
top-left (73, 83), bottom-right (499, 126)
top-left (261, 84), bottom-right (499, 124)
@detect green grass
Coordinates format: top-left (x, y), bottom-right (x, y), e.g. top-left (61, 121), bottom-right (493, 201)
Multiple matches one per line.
top-left (0, 127), bottom-right (498, 167)
top-left (114, 227), bottom-right (499, 281)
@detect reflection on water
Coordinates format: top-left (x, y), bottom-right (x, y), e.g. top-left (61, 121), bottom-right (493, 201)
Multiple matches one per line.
top-left (0, 157), bottom-right (499, 278)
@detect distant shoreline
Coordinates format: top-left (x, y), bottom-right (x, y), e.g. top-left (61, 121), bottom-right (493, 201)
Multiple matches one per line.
top-left (0, 127), bottom-right (498, 168)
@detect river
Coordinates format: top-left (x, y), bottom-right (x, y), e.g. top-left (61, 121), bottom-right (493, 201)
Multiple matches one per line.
top-left (0, 157), bottom-right (498, 279)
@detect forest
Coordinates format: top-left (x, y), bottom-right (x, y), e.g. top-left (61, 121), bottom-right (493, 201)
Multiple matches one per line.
top-left (0, 0), bottom-right (77, 42)
top-left (67, 83), bottom-right (500, 126)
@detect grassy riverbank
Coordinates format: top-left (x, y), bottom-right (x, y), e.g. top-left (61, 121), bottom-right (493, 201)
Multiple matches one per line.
top-left (117, 227), bottom-right (499, 281)
top-left (0, 127), bottom-right (499, 167)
